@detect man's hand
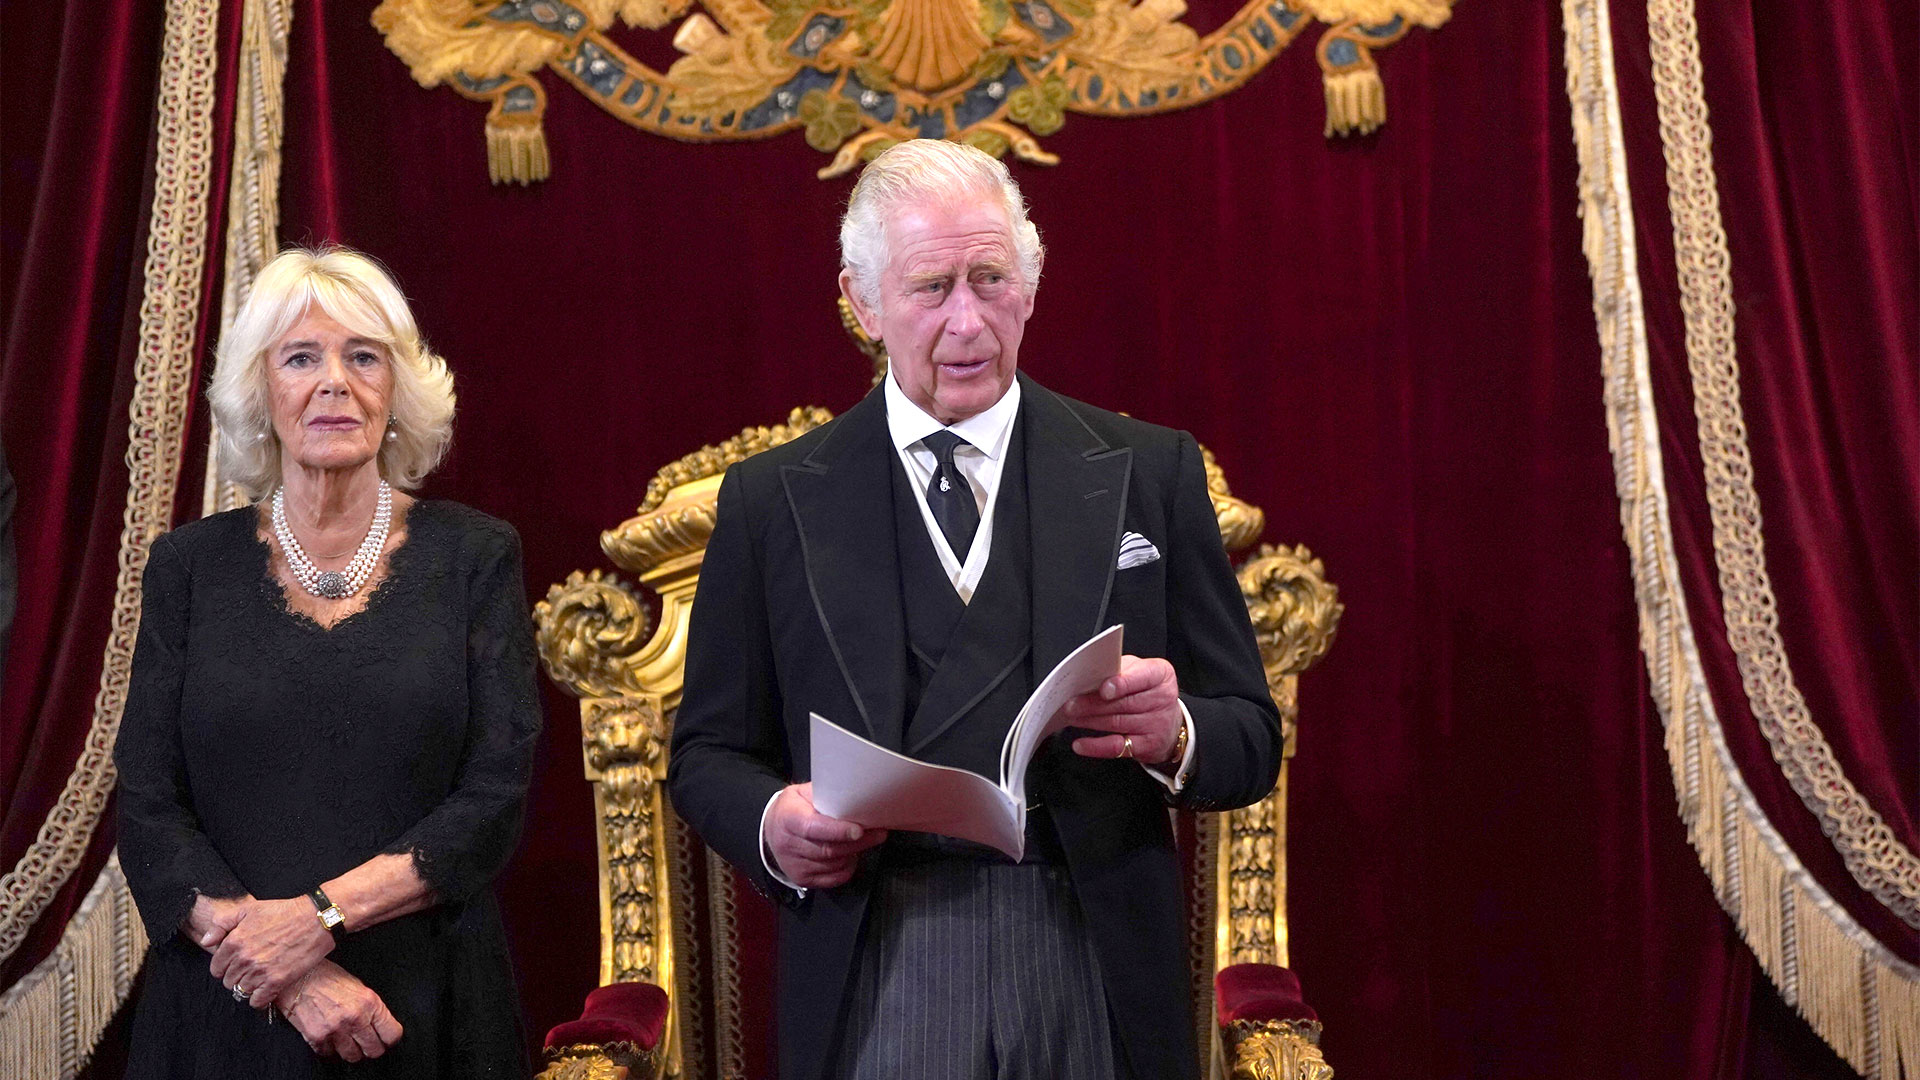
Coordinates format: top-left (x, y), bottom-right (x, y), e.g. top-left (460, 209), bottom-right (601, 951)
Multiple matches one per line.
top-left (1066, 655), bottom-right (1184, 764)
top-left (208, 896), bottom-right (333, 1008)
top-left (766, 782), bottom-right (887, 889)
top-left (183, 894), bottom-right (250, 953)
top-left (278, 960), bottom-right (404, 1062)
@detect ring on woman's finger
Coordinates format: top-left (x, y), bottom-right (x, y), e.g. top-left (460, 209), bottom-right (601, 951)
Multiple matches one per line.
top-left (231, 985), bottom-right (249, 1002)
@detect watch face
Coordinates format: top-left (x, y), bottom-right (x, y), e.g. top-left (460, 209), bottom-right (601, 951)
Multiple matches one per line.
top-left (320, 907), bottom-right (345, 929)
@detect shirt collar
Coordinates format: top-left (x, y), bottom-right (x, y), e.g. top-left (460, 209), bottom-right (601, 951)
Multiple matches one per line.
top-left (883, 367), bottom-right (1021, 462)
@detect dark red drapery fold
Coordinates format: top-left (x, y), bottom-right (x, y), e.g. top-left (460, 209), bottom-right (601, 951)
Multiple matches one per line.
top-left (1611, 0), bottom-right (1920, 968)
top-left (0, 0), bottom-right (242, 991)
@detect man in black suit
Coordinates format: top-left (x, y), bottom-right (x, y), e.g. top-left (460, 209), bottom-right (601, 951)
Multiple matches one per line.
top-left (668, 139), bottom-right (1282, 1080)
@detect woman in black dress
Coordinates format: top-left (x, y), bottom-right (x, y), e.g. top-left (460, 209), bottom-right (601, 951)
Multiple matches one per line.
top-left (114, 247), bottom-right (540, 1077)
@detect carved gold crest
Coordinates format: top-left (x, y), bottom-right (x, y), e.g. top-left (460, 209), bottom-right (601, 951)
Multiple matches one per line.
top-left (373, 0), bottom-right (1452, 182)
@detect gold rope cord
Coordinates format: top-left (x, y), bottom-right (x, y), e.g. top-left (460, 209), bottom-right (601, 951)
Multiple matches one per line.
top-left (204, 0), bottom-right (294, 517)
top-left (1643, 0), bottom-right (1920, 930)
top-left (0, 0), bottom-right (220, 965)
top-left (1562, 0), bottom-right (1920, 1074)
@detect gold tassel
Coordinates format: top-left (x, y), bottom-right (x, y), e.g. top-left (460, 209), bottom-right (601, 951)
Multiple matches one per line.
top-left (486, 115), bottom-right (550, 185)
top-left (1322, 68), bottom-right (1386, 138)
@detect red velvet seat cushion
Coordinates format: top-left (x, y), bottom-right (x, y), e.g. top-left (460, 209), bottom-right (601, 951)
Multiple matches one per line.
top-left (1214, 963), bottom-right (1319, 1025)
top-left (544, 981), bottom-right (671, 1050)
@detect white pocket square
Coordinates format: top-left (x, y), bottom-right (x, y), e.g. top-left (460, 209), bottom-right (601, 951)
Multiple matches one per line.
top-left (1116, 532), bottom-right (1161, 570)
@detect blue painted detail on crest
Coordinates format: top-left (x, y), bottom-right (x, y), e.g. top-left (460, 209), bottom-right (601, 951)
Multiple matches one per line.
top-left (488, 0), bottom-right (588, 33)
top-left (843, 73), bottom-right (896, 123)
top-left (571, 40), bottom-right (624, 96)
top-left (1325, 38), bottom-right (1358, 66)
top-left (916, 111), bottom-right (948, 138)
top-left (953, 64), bottom-right (1026, 128)
top-left (1270, 2), bottom-right (1301, 28)
top-left (739, 67), bottom-right (835, 131)
top-left (454, 74), bottom-right (510, 94)
top-left (1221, 43), bottom-right (1244, 70)
top-left (788, 14), bottom-right (848, 59)
top-left (501, 84), bottom-right (539, 113)
top-left (621, 80), bottom-right (646, 107)
top-left (1250, 19), bottom-right (1276, 48)
top-left (1137, 87), bottom-right (1159, 106)
top-left (1012, 0), bottom-right (1074, 43)
top-left (1087, 75), bottom-right (1104, 99)
top-left (1358, 16), bottom-right (1404, 40)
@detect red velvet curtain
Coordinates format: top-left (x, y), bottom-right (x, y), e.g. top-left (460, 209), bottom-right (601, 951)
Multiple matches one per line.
top-left (0, 0), bottom-right (240, 992)
top-left (4, 0), bottom-right (1910, 1076)
top-left (1612, 0), bottom-right (1919, 971)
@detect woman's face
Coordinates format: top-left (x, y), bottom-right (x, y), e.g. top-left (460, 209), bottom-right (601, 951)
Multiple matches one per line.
top-left (266, 304), bottom-right (395, 477)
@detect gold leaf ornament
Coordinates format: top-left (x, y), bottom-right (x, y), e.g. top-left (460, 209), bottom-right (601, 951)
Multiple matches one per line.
top-left (800, 89), bottom-right (864, 149)
top-left (1006, 75), bottom-right (1069, 135)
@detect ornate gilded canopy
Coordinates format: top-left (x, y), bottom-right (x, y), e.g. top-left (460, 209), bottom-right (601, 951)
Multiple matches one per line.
top-left (372, 0), bottom-right (1453, 181)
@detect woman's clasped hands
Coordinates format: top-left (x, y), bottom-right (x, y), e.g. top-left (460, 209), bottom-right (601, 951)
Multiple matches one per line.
top-left (189, 894), bottom-right (404, 1060)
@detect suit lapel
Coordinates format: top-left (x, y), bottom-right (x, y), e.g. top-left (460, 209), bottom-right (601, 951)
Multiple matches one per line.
top-left (780, 388), bottom-right (908, 748)
top-left (1022, 374), bottom-right (1132, 678)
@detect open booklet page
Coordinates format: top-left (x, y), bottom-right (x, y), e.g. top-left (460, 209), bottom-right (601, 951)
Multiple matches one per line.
top-left (808, 624), bottom-right (1125, 861)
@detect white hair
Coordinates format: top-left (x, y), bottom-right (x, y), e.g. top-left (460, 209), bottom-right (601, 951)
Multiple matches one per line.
top-left (208, 246), bottom-right (455, 500)
top-left (839, 140), bottom-right (1044, 314)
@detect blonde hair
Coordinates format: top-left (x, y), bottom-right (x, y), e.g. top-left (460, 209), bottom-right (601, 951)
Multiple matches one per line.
top-left (209, 247), bottom-right (455, 499)
top-left (840, 140), bottom-right (1044, 314)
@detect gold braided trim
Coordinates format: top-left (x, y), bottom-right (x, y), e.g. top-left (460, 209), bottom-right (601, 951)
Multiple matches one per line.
top-left (0, 0), bottom-right (219, 965)
top-left (1563, 1), bottom-right (1920, 1075)
top-left (665, 810), bottom-right (706, 1080)
top-left (204, 0), bottom-right (294, 516)
top-left (1644, 0), bottom-right (1920, 928)
top-left (705, 849), bottom-right (745, 1080)
top-left (0, 856), bottom-right (148, 1080)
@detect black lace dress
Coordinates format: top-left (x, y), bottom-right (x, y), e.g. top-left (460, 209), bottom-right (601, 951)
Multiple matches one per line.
top-left (114, 501), bottom-right (541, 1079)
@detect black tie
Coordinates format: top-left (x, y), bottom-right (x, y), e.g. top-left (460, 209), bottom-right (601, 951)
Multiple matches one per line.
top-left (921, 430), bottom-right (979, 560)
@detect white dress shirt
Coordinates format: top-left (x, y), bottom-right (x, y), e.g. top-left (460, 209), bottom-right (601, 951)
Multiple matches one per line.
top-left (761, 374), bottom-right (1196, 891)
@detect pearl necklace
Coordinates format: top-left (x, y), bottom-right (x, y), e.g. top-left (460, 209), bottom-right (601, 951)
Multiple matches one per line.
top-left (272, 481), bottom-right (392, 600)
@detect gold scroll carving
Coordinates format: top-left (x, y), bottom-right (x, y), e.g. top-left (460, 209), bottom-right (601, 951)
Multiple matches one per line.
top-left (1221, 1018), bottom-right (1333, 1080)
top-left (372, 0), bottom-right (1454, 183)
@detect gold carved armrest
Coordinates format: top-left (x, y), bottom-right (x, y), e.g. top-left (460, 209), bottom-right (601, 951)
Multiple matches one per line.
top-left (1221, 1018), bottom-right (1333, 1080)
top-left (533, 409), bottom-right (834, 1080)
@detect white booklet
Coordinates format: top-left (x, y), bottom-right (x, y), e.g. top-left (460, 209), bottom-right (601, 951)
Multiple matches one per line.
top-left (808, 624), bottom-right (1125, 861)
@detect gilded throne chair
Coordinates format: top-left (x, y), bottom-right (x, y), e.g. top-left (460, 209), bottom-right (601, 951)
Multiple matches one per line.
top-left (531, 368), bottom-right (1342, 1080)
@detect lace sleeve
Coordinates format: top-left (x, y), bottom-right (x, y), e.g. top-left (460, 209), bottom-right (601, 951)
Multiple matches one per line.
top-left (383, 522), bottom-right (541, 904)
top-left (113, 535), bottom-right (247, 945)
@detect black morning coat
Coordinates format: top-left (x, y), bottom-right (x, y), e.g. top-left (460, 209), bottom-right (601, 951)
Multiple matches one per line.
top-left (666, 372), bottom-right (1283, 1080)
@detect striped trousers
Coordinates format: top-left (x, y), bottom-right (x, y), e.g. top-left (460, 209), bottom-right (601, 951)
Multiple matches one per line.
top-left (829, 858), bottom-right (1120, 1080)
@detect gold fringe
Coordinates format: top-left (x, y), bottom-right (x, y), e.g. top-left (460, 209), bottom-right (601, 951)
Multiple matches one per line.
top-left (1321, 68), bottom-right (1385, 137)
top-left (486, 117), bottom-right (550, 185)
top-left (0, 858), bottom-right (150, 1079)
top-left (1561, 0), bottom-right (1920, 1075)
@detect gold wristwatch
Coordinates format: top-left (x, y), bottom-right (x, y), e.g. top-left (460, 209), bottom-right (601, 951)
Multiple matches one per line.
top-left (308, 887), bottom-right (346, 941)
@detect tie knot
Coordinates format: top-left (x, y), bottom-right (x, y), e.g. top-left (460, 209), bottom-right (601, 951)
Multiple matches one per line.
top-left (921, 430), bottom-right (970, 465)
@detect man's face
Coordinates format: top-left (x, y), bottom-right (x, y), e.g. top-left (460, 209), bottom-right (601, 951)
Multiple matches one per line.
top-left (842, 194), bottom-right (1035, 425)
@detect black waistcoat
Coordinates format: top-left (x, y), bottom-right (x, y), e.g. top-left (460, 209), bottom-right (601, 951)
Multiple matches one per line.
top-left (887, 418), bottom-right (1036, 782)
